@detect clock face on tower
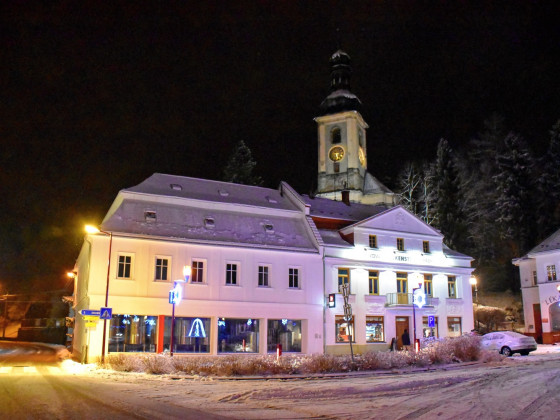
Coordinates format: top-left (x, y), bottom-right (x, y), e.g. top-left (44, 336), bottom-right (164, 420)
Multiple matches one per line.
top-left (329, 146), bottom-right (345, 162)
top-left (358, 146), bottom-right (366, 167)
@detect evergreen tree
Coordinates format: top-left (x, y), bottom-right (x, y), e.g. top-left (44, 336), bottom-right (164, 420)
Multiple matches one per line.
top-left (536, 120), bottom-right (560, 239)
top-left (431, 139), bottom-right (467, 250)
top-left (222, 140), bottom-right (263, 186)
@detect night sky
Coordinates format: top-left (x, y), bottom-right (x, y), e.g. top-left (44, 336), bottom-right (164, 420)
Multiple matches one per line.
top-left (1, 1), bottom-right (559, 292)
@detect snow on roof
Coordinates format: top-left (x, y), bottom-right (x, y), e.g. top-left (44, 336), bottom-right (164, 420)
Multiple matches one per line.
top-left (301, 194), bottom-right (388, 222)
top-left (527, 228), bottom-right (560, 256)
top-left (442, 244), bottom-right (471, 259)
top-left (125, 173), bottom-right (296, 211)
top-left (102, 199), bottom-right (318, 252)
top-left (317, 229), bottom-right (351, 247)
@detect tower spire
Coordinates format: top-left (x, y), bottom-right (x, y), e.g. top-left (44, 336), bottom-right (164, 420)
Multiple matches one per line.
top-left (319, 49), bottom-right (362, 115)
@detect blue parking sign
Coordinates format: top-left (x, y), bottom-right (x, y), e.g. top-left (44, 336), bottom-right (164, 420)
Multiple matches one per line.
top-left (428, 315), bottom-right (435, 328)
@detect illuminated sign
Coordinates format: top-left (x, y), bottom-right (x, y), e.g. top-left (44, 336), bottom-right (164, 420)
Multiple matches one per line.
top-left (169, 282), bottom-right (182, 304)
top-left (281, 319), bottom-right (288, 326)
top-left (413, 288), bottom-right (427, 308)
top-left (327, 293), bottom-right (336, 308)
top-left (188, 318), bottom-right (207, 338)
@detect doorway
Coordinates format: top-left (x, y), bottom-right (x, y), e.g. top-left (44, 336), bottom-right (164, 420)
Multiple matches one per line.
top-left (395, 316), bottom-right (409, 350)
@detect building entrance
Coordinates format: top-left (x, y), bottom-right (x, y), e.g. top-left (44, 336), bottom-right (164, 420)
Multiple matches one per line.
top-left (395, 316), bottom-right (409, 350)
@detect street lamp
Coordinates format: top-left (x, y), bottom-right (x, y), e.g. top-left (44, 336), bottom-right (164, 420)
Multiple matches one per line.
top-left (469, 276), bottom-right (478, 305)
top-left (169, 265), bottom-right (191, 356)
top-left (411, 274), bottom-right (425, 352)
top-left (85, 224), bottom-right (113, 363)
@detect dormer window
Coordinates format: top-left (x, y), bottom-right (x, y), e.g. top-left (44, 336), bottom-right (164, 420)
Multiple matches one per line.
top-left (219, 189), bottom-right (229, 197)
top-left (264, 223), bottom-right (274, 233)
top-left (170, 183), bottom-right (182, 191)
top-left (204, 217), bottom-right (215, 229)
top-left (144, 211), bottom-right (157, 223)
top-left (331, 127), bottom-right (341, 144)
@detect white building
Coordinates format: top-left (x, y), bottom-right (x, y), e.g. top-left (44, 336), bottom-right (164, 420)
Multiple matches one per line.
top-left (514, 229), bottom-right (560, 344)
top-left (71, 49), bottom-right (474, 361)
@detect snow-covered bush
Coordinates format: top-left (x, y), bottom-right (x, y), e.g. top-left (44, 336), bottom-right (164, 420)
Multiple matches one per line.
top-left (105, 353), bottom-right (145, 372)
top-left (142, 354), bottom-right (174, 374)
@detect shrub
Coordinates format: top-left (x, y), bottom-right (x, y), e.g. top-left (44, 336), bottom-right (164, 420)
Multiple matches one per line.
top-left (105, 353), bottom-right (145, 372)
top-left (142, 354), bottom-right (173, 374)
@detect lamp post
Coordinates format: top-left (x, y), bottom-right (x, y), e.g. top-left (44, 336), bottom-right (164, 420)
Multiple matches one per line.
top-left (411, 277), bottom-right (424, 352)
top-left (469, 276), bottom-right (478, 305)
top-left (169, 265), bottom-right (191, 356)
top-left (85, 225), bottom-right (112, 364)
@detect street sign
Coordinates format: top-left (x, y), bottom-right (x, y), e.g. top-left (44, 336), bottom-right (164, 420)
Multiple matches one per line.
top-left (79, 309), bottom-right (100, 316)
top-left (83, 315), bottom-right (99, 322)
top-left (85, 321), bottom-right (97, 328)
top-left (100, 307), bottom-right (112, 320)
top-left (428, 315), bottom-right (435, 328)
top-left (327, 293), bottom-right (335, 308)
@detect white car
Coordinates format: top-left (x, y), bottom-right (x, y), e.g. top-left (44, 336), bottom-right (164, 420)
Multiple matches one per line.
top-left (480, 331), bottom-right (537, 356)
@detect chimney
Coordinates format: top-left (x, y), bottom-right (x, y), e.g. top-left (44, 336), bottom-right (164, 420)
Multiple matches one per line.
top-left (341, 190), bottom-right (350, 206)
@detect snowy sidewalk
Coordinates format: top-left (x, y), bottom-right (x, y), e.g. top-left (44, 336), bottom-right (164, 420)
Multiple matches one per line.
top-left (532, 343), bottom-right (560, 354)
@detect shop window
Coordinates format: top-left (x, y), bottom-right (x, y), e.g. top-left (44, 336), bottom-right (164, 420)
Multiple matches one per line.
top-left (368, 270), bottom-right (379, 295)
top-left (109, 314), bottom-right (157, 353)
top-left (191, 260), bottom-right (205, 283)
top-left (226, 263), bottom-right (238, 285)
top-left (422, 316), bottom-right (438, 338)
top-left (547, 265), bottom-right (557, 282)
top-left (369, 235), bottom-right (377, 249)
top-left (258, 265), bottom-right (269, 287)
top-left (218, 318), bottom-right (259, 353)
top-left (447, 317), bottom-right (462, 337)
top-left (163, 317), bottom-right (210, 353)
top-left (424, 274), bottom-right (433, 297)
top-left (448, 276), bottom-right (457, 298)
top-left (289, 268), bottom-right (299, 288)
top-left (117, 254), bottom-right (133, 279)
top-left (267, 319), bottom-right (301, 352)
top-left (338, 268), bottom-right (350, 293)
top-left (335, 315), bottom-right (354, 343)
top-left (366, 316), bottom-right (384, 342)
top-left (550, 303), bottom-right (560, 332)
top-left (154, 256), bottom-right (170, 281)
top-left (397, 238), bottom-right (405, 251)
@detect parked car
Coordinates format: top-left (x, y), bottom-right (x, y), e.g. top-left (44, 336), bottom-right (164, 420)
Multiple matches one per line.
top-left (480, 331), bottom-right (537, 356)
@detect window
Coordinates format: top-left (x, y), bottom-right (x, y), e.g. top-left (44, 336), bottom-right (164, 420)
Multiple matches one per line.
top-left (448, 276), bottom-right (457, 298)
top-left (338, 268), bottom-right (350, 293)
top-left (164, 317), bottom-right (210, 353)
top-left (447, 317), bottom-right (462, 337)
top-left (117, 254), bottom-right (133, 279)
top-left (368, 235), bottom-right (377, 249)
top-left (397, 272), bottom-right (408, 304)
top-left (423, 274), bottom-right (433, 297)
top-left (226, 263), bottom-right (238, 285)
top-left (532, 271), bottom-right (538, 286)
top-left (154, 257), bottom-right (170, 281)
top-left (267, 319), bottom-right (301, 352)
top-left (109, 314), bottom-right (157, 353)
top-left (368, 270), bottom-right (379, 295)
top-left (547, 265), bottom-right (557, 282)
top-left (397, 238), bottom-right (405, 251)
top-left (258, 265), bottom-right (269, 287)
top-left (422, 316), bottom-right (438, 338)
top-left (218, 318), bottom-right (259, 353)
top-left (335, 315), bottom-right (354, 343)
top-left (289, 268), bottom-right (299, 289)
top-left (191, 260), bottom-right (205, 283)
top-left (331, 126), bottom-right (341, 144)
top-left (366, 316), bottom-right (384, 342)
top-left (423, 241), bottom-right (430, 253)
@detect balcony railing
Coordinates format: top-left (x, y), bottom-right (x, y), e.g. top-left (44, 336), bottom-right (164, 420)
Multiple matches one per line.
top-left (385, 293), bottom-right (437, 307)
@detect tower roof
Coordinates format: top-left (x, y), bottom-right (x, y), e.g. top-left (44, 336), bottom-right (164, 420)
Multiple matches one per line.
top-left (319, 49), bottom-right (362, 115)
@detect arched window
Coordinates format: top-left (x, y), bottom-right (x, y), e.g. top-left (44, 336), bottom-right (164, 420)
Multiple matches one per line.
top-left (331, 127), bottom-right (341, 144)
top-left (358, 129), bottom-right (364, 147)
top-left (550, 302), bottom-right (560, 331)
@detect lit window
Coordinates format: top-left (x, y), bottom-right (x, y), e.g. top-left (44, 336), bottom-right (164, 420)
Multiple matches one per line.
top-left (335, 315), bottom-right (354, 343)
top-left (397, 272), bottom-right (408, 304)
top-left (424, 274), bottom-right (433, 297)
top-left (331, 126), bottom-right (341, 144)
top-left (154, 257), bottom-right (170, 281)
top-left (423, 241), bottom-right (430, 253)
top-left (338, 268), bottom-right (350, 293)
top-left (117, 254), bottom-right (133, 279)
top-left (448, 276), bottom-right (457, 298)
top-left (366, 316), bottom-right (384, 342)
top-left (226, 263), bottom-right (238, 285)
top-left (447, 317), bottom-right (462, 337)
top-left (289, 268), bottom-right (299, 289)
top-left (547, 265), bottom-right (557, 282)
top-left (368, 270), bottom-right (379, 295)
top-left (258, 266), bottom-right (269, 287)
top-left (191, 260), bottom-right (205, 283)
top-left (369, 235), bottom-right (377, 249)
top-left (397, 238), bottom-right (405, 251)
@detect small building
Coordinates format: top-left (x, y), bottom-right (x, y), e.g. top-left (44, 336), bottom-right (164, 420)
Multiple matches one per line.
top-left (514, 229), bottom-right (560, 344)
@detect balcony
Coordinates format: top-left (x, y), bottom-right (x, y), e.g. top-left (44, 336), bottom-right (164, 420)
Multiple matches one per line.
top-left (385, 293), bottom-right (437, 307)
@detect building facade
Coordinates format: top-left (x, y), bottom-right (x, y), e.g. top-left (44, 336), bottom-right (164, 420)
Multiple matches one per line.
top-left (514, 229), bottom-right (560, 344)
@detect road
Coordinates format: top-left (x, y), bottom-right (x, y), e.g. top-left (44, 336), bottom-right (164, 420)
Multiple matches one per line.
top-left (1, 343), bottom-right (560, 419)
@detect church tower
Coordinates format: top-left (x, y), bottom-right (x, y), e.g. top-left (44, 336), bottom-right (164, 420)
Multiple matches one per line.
top-left (315, 50), bottom-right (395, 206)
